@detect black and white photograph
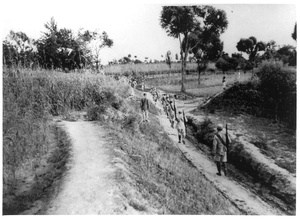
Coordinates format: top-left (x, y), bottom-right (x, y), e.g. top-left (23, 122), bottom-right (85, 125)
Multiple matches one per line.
top-left (1, 0), bottom-right (297, 216)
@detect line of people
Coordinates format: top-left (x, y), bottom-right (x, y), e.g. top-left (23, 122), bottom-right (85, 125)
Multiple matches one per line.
top-left (161, 93), bottom-right (187, 144)
top-left (141, 88), bottom-right (231, 177)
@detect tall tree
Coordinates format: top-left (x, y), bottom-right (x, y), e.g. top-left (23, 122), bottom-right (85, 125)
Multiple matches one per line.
top-left (3, 31), bottom-right (38, 68)
top-left (184, 30), bottom-right (223, 84)
top-left (236, 36), bottom-right (266, 73)
top-left (160, 6), bottom-right (228, 92)
top-left (292, 23), bottom-right (297, 41)
top-left (87, 30), bottom-right (113, 71)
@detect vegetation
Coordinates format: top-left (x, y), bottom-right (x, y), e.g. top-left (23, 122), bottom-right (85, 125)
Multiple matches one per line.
top-left (203, 61), bottom-right (296, 129)
top-left (2, 68), bottom-right (132, 214)
top-left (184, 26), bottom-right (224, 84)
top-left (2, 18), bottom-right (113, 71)
top-left (160, 6), bottom-right (228, 92)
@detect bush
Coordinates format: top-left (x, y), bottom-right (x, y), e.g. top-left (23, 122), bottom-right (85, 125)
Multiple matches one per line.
top-left (257, 61), bottom-right (296, 129)
top-left (86, 105), bottom-right (107, 121)
top-left (195, 117), bottom-right (216, 146)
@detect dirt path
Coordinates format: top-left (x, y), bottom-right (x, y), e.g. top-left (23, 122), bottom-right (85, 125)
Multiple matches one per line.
top-left (44, 120), bottom-right (138, 215)
top-left (150, 93), bottom-right (284, 215)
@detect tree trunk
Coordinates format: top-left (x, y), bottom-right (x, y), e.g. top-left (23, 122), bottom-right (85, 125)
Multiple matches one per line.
top-left (181, 55), bottom-right (186, 92)
top-left (197, 62), bottom-right (201, 85)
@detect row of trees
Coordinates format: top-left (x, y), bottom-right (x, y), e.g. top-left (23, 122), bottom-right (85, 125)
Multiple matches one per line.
top-left (160, 6), bottom-right (297, 92)
top-left (3, 18), bottom-right (113, 72)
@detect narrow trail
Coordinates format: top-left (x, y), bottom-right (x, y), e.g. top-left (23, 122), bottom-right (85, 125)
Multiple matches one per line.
top-left (150, 93), bottom-right (284, 215)
top-left (44, 120), bottom-right (138, 215)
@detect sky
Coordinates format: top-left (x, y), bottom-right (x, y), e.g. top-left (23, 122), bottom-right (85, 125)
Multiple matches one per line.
top-left (0, 0), bottom-right (297, 65)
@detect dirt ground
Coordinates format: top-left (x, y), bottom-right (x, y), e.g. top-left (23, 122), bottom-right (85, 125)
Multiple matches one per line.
top-left (32, 120), bottom-right (142, 215)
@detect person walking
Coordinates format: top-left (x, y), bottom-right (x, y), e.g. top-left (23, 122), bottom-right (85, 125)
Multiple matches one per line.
top-left (212, 124), bottom-right (231, 176)
top-left (167, 101), bottom-right (176, 128)
top-left (176, 111), bottom-right (187, 144)
top-left (140, 93), bottom-right (150, 122)
top-left (222, 76), bottom-right (226, 90)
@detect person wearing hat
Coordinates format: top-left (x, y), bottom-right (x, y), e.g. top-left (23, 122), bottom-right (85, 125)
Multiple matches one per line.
top-left (140, 93), bottom-right (150, 122)
top-left (176, 111), bottom-right (187, 144)
top-left (212, 123), bottom-right (231, 176)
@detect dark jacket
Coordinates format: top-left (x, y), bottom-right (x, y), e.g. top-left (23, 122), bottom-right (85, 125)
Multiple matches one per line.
top-left (141, 98), bottom-right (149, 111)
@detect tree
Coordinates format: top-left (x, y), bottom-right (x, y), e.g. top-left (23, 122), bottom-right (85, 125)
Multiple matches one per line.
top-left (260, 40), bottom-right (277, 62)
top-left (3, 31), bottom-right (38, 68)
top-left (236, 36), bottom-right (266, 73)
top-left (37, 18), bottom-right (86, 71)
top-left (215, 53), bottom-right (238, 73)
top-left (88, 30), bottom-right (113, 71)
top-left (184, 30), bottom-right (223, 84)
top-left (292, 23), bottom-right (297, 41)
top-left (276, 45), bottom-right (296, 66)
top-left (160, 6), bottom-right (228, 92)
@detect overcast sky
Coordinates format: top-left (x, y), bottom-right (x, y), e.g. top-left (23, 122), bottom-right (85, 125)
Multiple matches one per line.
top-left (0, 0), bottom-right (297, 64)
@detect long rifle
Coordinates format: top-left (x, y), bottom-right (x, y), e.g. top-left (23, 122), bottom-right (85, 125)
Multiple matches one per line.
top-left (226, 124), bottom-right (229, 150)
top-left (183, 109), bottom-right (187, 134)
top-left (173, 99), bottom-right (177, 120)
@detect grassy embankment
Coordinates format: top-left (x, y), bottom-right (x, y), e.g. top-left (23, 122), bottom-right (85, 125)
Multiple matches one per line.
top-left (2, 68), bottom-right (131, 214)
top-left (3, 67), bottom-right (241, 214)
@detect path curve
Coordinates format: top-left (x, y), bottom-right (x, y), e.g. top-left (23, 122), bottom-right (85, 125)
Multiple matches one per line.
top-left (45, 120), bottom-right (138, 215)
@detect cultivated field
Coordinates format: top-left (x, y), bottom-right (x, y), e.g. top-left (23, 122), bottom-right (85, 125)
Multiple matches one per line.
top-left (145, 71), bottom-right (252, 97)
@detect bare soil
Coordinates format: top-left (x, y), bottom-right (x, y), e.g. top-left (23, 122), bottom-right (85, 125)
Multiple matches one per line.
top-left (24, 119), bottom-right (148, 215)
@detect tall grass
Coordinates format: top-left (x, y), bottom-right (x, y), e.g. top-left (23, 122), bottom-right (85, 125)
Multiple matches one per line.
top-left (2, 68), bottom-right (132, 201)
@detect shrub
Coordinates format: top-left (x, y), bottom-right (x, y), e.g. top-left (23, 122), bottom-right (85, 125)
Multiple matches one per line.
top-left (121, 114), bottom-right (139, 135)
top-left (86, 105), bottom-right (107, 121)
top-left (257, 61), bottom-right (296, 129)
top-left (195, 117), bottom-right (216, 146)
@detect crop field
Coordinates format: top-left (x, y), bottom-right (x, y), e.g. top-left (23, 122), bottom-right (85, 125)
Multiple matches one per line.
top-left (145, 71), bottom-right (253, 97)
top-left (104, 62), bottom-right (198, 76)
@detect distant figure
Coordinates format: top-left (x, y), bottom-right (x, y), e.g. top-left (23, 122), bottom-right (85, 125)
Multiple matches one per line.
top-left (132, 80), bottom-right (137, 89)
top-left (140, 93), bottom-right (150, 122)
top-left (167, 101), bottom-right (176, 128)
top-left (150, 87), bottom-right (159, 105)
top-left (176, 111), bottom-right (187, 144)
top-left (212, 124), bottom-right (231, 176)
top-left (141, 81), bottom-right (145, 91)
top-left (222, 76), bottom-right (226, 90)
top-left (129, 85), bottom-right (135, 98)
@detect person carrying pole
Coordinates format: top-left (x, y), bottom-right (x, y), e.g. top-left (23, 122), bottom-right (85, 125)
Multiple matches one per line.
top-left (212, 123), bottom-right (231, 176)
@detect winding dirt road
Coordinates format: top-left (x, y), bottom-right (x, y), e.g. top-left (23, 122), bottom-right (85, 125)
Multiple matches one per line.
top-left (44, 120), bottom-right (138, 215)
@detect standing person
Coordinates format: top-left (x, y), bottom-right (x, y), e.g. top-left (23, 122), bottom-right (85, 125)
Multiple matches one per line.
top-left (222, 76), bottom-right (226, 90)
top-left (140, 93), bottom-right (150, 122)
top-left (176, 111), bottom-right (187, 144)
top-left (212, 124), bottom-right (231, 176)
top-left (167, 101), bottom-right (175, 128)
